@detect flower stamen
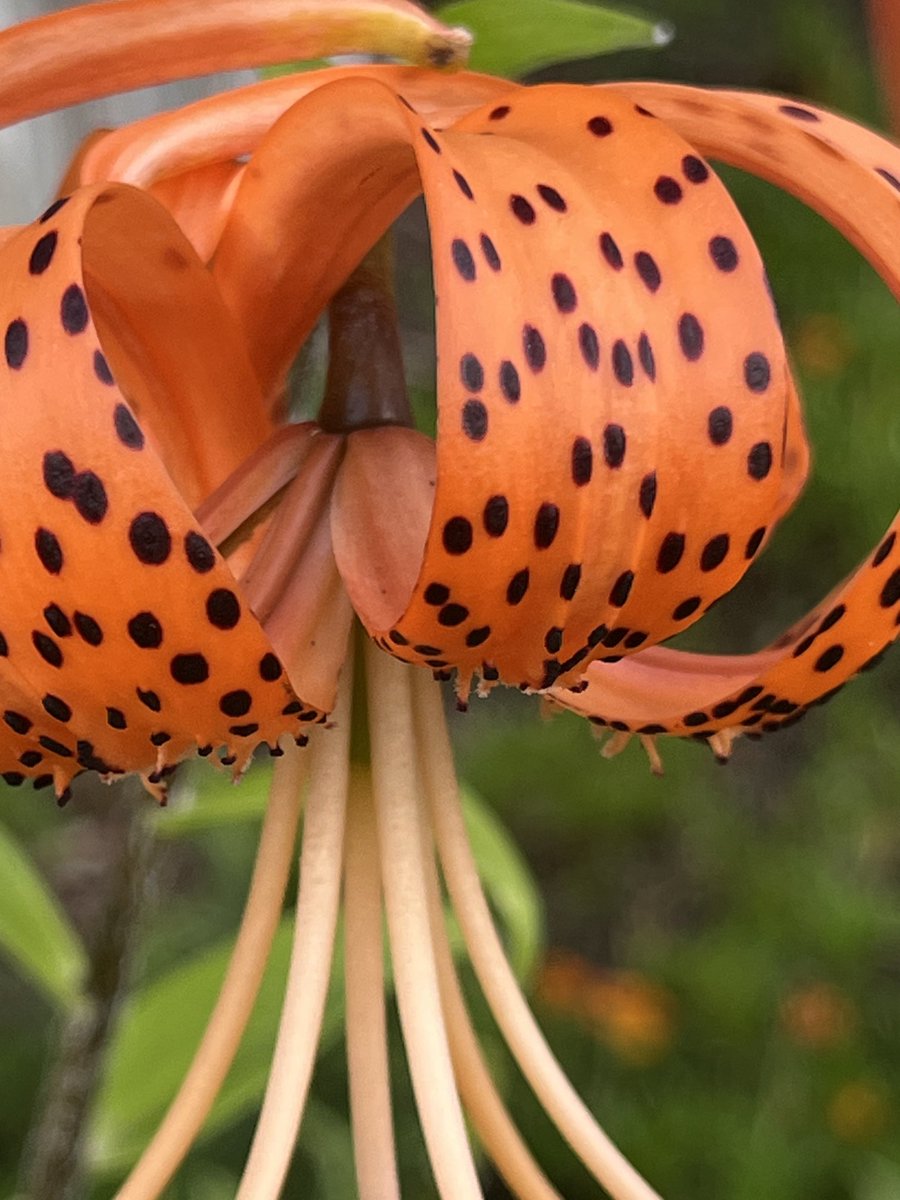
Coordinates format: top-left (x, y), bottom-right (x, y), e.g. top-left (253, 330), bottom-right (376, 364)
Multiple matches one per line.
top-left (414, 668), bottom-right (664, 1200)
top-left (235, 651), bottom-right (353, 1199)
top-left (366, 639), bottom-right (485, 1198)
top-left (344, 765), bottom-right (400, 1200)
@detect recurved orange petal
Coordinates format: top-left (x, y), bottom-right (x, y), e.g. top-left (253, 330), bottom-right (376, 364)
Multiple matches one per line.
top-left (209, 79), bottom-right (794, 692)
top-left (0, 0), bottom-right (471, 127)
top-left (0, 186), bottom-right (323, 791)
top-left (548, 85), bottom-right (900, 743)
top-left (77, 67), bottom-right (515, 190)
top-left (150, 160), bottom-right (245, 263)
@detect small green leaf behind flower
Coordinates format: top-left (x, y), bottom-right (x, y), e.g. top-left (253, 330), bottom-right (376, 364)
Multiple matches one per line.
top-left (0, 819), bottom-right (87, 1011)
top-left (435, 0), bottom-right (671, 78)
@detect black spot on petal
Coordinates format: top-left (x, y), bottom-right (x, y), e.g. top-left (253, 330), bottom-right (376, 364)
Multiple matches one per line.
top-left (451, 238), bottom-right (476, 280)
top-left (29, 231), bottom-right (57, 275)
top-left (60, 283), bottom-right (88, 334)
top-left (130, 512), bottom-right (171, 564)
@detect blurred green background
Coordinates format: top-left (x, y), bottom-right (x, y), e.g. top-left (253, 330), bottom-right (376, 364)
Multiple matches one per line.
top-left (0, 0), bottom-right (898, 1197)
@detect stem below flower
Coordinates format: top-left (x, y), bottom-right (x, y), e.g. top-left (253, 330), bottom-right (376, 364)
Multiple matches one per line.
top-left (318, 236), bottom-right (415, 435)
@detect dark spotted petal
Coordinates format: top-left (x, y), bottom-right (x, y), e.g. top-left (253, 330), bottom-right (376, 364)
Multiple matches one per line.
top-left (0, 185), bottom-right (317, 791)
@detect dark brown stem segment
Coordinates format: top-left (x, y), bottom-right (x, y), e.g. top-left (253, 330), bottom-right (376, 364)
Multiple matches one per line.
top-left (318, 235), bottom-right (415, 434)
top-left (21, 779), bottom-right (155, 1200)
top-left (867, 0), bottom-right (900, 135)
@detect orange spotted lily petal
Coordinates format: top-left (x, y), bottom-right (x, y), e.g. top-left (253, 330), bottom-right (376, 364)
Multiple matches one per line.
top-left (547, 85), bottom-right (900, 751)
top-left (1, 2), bottom-right (899, 1198)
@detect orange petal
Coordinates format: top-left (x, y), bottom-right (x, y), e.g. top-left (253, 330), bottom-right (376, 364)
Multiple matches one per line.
top-left (75, 188), bottom-right (271, 507)
top-left (548, 85), bottom-right (900, 741)
top-left (614, 83), bottom-right (900, 299)
top-left (0, 186), bottom-right (323, 784)
top-left (55, 128), bottom-right (113, 197)
top-left (551, 517), bottom-right (897, 742)
top-left (78, 66), bottom-right (516, 189)
top-left (0, 0), bottom-right (470, 127)
top-left (401, 86), bottom-right (792, 688)
top-left (213, 75), bottom-right (424, 395)
top-left (149, 160), bottom-right (245, 263)
top-left (330, 426), bottom-right (435, 632)
top-left (239, 433), bottom-right (353, 714)
top-left (210, 78), bottom-right (793, 690)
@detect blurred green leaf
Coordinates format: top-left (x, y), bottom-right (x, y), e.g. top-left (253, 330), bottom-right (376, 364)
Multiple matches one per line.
top-left (153, 763), bottom-right (272, 837)
top-left (435, 0), bottom-right (670, 77)
top-left (90, 919), bottom-right (297, 1173)
top-left (161, 1162), bottom-right (240, 1200)
top-left (856, 1156), bottom-right (900, 1200)
top-left (303, 1100), bottom-right (357, 1200)
top-left (461, 786), bottom-right (544, 982)
top-left (0, 820), bottom-right (87, 1011)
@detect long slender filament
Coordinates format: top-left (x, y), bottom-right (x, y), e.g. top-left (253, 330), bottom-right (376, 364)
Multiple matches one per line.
top-left (365, 640), bottom-right (484, 1200)
top-left (412, 668), bottom-right (663, 1200)
top-left (343, 765), bottom-right (400, 1200)
top-left (235, 656), bottom-right (353, 1200)
top-left (419, 807), bottom-right (563, 1200)
top-left (115, 747), bottom-right (307, 1200)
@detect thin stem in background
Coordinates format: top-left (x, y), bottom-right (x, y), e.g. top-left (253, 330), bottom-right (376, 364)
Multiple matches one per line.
top-left (23, 777), bottom-right (155, 1200)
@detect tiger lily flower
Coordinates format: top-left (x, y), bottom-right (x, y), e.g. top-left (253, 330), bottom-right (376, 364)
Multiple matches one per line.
top-left (2, 2), bottom-right (899, 1199)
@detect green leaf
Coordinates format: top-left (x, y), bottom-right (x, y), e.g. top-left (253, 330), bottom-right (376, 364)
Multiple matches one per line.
top-left (90, 916), bottom-right (349, 1176)
top-left (435, 0), bottom-right (671, 78)
top-left (152, 762), bottom-right (272, 837)
top-left (302, 1100), bottom-right (357, 1200)
top-left (460, 786), bottom-right (544, 983)
top-left (90, 919), bottom-right (291, 1172)
top-left (0, 820), bottom-right (87, 1010)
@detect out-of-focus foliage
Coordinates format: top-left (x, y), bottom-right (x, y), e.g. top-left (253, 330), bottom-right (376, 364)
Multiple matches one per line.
top-left (0, 0), bottom-right (897, 1197)
top-left (0, 821), bottom-right (87, 1012)
top-left (435, 0), bottom-right (670, 76)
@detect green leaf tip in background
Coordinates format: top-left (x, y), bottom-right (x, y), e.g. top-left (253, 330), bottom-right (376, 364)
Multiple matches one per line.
top-left (435, 0), bottom-right (672, 78)
top-left (461, 786), bottom-right (544, 983)
top-left (0, 820), bottom-right (88, 1011)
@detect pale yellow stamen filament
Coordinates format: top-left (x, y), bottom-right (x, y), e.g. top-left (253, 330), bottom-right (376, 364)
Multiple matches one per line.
top-left (365, 639), bottom-right (484, 1200)
top-left (413, 668), bottom-right (664, 1200)
top-left (235, 654), bottom-right (353, 1200)
top-left (115, 746), bottom-right (307, 1200)
top-left (420, 819), bottom-right (564, 1200)
top-left (343, 766), bottom-right (400, 1200)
